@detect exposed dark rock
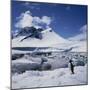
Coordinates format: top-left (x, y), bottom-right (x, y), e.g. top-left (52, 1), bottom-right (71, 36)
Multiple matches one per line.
top-left (12, 54), bottom-right (24, 60)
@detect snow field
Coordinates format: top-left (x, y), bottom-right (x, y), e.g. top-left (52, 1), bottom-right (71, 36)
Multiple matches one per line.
top-left (12, 65), bottom-right (87, 89)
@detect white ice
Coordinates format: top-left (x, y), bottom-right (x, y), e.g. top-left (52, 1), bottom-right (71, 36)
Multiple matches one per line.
top-left (12, 65), bottom-right (87, 89)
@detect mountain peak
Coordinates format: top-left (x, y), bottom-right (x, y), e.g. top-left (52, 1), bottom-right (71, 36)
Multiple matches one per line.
top-left (12, 27), bottom-right (69, 48)
top-left (15, 26), bottom-right (43, 37)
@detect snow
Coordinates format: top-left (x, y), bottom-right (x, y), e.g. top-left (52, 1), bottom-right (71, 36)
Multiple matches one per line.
top-left (12, 28), bottom-right (87, 52)
top-left (11, 52), bottom-right (87, 89)
top-left (12, 51), bottom-right (87, 70)
top-left (70, 41), bottom-right (87, 52)
top-left (12, 49), bottom-right (32, 54)
top-left (52, 40), bottom-right (87, 52)
top-left (12, 65), bottom-right (87, 89)
top-left (12, 40), bottom-right (87, 53)
top-left (12, 28), bottom-right (69, 48)
top-left (11, 27), bottom-right (87, 89)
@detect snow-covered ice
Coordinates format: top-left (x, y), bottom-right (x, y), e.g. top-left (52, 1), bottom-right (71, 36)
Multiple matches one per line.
top-left (12, 65), bottom-right (87, 89)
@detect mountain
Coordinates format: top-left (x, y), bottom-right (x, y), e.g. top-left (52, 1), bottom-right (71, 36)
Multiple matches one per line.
top-left (12, 27), bottom-right (87, 52)
top-left (12, 27), bottom-right (69, 47)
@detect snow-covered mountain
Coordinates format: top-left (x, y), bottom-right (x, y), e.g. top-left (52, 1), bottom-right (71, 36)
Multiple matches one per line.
top-left (12, 27), bottom-right (68, 47)
top-left (12, 27), bottom-right (87, 52)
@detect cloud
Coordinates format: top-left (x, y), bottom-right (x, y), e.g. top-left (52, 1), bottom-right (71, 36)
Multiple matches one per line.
top-left (33, 16), bottom-right (51, 29)
top-left (68, 24), bottom-right (87, 41)
top-left (33, 17), bottom-right (41, 24)
top-left (32, 16), bottom-right (51, 29)
top-left (15, 11), bottom-right (33, 28)
top-left (42, 16), bottom-right (51, 25)
top-left (15, 10), bottom-right (52, 29)
top-left (80, 24), bottom-right (87, 33)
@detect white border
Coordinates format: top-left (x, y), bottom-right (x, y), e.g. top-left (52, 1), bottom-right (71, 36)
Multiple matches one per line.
top-left (0, 0), bottom-right (89, 90)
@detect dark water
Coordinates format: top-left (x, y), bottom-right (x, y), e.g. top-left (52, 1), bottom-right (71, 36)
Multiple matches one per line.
top-left (12, 47), bottom-right (49, 51)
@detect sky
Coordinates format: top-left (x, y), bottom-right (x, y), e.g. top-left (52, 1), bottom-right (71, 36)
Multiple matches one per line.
top-left (11, 0), bottom-right (87, 39)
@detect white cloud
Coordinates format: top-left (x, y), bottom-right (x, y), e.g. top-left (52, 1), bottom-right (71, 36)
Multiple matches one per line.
top-left (32, 16), bottom-right (51, 29)
top-left (80, 24), bottom-right (87, 33)
top-left (33, 16), bottom-right (41, 24)
top-left (15, 10), bottom-right (52, 29)
top-left (42, 16), bottom-right (51, 25)
top-left (33, 16), bottom-right (51, 25)
top-left (68, 24), bottom-right (87, 41)
top-left (15, 11), bottom-right (33, 28)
